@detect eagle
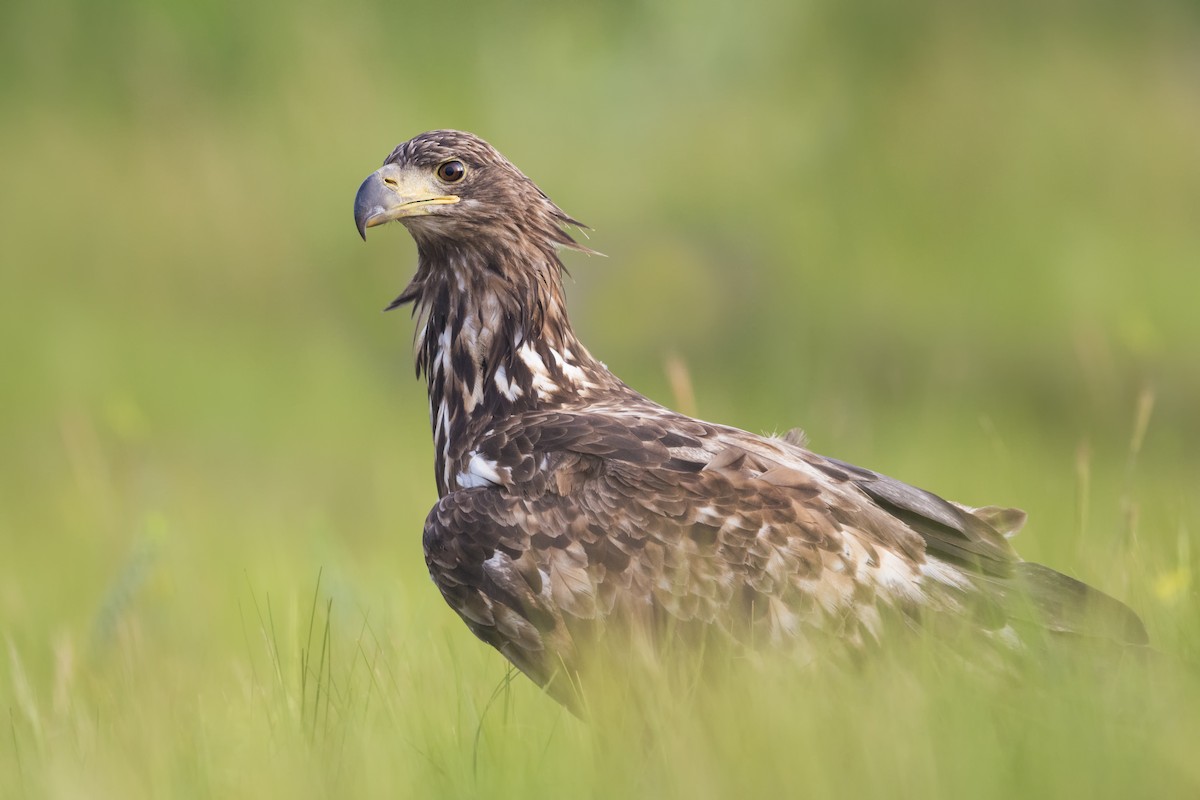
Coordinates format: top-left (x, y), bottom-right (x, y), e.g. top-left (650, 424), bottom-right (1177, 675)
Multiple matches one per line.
top-left (353, 130), bottom-right (1146, 709)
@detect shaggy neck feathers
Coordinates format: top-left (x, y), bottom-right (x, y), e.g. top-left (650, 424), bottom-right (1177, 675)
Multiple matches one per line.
top-left (394, 240), bottom-right (619, 495)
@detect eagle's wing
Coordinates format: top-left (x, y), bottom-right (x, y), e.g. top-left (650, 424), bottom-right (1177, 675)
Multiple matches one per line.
top-left (424, 411), bottom-right (1146, 706)
top-left (806, 454), bottom-right (1019, 575)
top-left (425, 411), bottom-right (961, 701)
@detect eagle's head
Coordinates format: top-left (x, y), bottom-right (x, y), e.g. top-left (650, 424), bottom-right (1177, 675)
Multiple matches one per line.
top-left (354, 129), bottom-right (587, 255)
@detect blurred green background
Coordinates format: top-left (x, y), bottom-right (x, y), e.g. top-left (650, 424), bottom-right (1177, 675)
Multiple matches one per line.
top-left (2, 0), bottom-right (1199, 796)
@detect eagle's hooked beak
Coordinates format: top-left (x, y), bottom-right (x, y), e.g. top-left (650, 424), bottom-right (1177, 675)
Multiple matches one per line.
top-left (354, 163), bottom-right (461, 240)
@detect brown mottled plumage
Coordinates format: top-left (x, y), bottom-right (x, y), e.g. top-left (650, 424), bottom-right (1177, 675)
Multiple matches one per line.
top-left (353, 130), bottom-right (1146, 709)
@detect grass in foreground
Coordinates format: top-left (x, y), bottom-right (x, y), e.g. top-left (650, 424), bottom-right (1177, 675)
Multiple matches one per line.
top-left (4, 567), bottom-right (1198, 799)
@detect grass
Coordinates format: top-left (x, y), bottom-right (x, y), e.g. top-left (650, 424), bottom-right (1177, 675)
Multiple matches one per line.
top-left (2, 0), bottom-right (1199, 796)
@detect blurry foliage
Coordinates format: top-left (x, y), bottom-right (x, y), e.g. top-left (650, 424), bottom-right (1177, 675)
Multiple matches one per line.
top-left (2, 0), bottom-right (1199, 796)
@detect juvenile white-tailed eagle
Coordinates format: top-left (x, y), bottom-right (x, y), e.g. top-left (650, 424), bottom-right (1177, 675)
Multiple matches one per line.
top-left (353, 130), bottom-right (1145, 708)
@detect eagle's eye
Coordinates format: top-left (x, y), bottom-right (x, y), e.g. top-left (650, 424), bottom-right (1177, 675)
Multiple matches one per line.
top-left (436, 160), bottom-right (466, 183)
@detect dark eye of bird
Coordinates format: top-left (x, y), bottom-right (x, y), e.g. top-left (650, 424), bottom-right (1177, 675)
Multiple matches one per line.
top-left (436, 160), bottom-right (466, 183)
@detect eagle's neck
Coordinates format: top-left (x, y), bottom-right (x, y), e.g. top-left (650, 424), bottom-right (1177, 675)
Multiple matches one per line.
top-left (403, 241), bottom-right (621, 495)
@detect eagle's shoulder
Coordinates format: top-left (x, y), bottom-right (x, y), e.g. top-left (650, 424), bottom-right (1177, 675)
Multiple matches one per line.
top-left (452, 402), bottom-right (718, 492)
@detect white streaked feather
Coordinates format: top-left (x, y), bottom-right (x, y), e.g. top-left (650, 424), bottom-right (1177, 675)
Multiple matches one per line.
top-left (517, 343), bottom-right (559, 395)
top-left (455, 452), bottom-right (504, 489)
top-left (493, 364), bottom-right (524, 401)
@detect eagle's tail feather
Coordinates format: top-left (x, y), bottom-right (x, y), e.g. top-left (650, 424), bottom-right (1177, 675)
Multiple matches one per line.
top-left (1000, 562), bottom-right (1148, 645)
